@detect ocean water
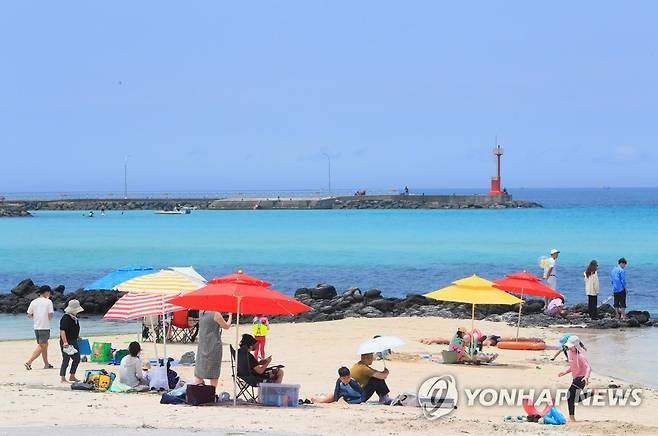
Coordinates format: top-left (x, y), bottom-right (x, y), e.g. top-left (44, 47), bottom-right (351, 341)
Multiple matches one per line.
top-left (1, 188), bottom-right (657, 314)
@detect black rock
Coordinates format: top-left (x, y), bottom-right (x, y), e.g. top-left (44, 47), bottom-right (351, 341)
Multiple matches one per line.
top-left (364, 288), bottom-right (382, 299)
top-left (368, 298), bottom-right (396, 313)
top-left (627, 310), bottom-right (650, 324)
top-left (294, 288), bottom-right (311, 297)
top-left (11, 279), bottom-right (36, 297)
top-left (310, 285), bottom-right (337, 300)
top-left (598, 303), bottom-right (615, 315)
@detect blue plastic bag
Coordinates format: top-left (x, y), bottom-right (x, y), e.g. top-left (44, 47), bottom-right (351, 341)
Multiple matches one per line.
top-left (543, 407), bottom-right (566, 425)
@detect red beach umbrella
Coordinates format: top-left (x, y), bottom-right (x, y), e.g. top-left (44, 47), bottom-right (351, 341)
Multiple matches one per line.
top-left (169, 271), bottom-right (311, 404)
top-left (493, 271), bottom-right (563, 339)
top-left (209, 270), bottom-right (272, 287)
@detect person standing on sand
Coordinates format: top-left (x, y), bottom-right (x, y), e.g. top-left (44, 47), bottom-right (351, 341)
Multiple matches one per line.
top-left (25, 287), bottom-right (54, 370)
top-left (193, 310), bottom-right (232, 387)
top-left (584, 260), bottom-right (600, 319)
top-left (59, 299), bottom-right (84, 383)
top-left (558, 335), bottom-right (593, 422)
top-left (610, 258), bottom-right (628, 320)
top-left (252, 314), bottom-right (269, 360)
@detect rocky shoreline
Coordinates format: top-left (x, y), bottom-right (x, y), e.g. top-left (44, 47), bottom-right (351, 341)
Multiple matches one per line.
top-left (1, 280), bottom-right (654, 330)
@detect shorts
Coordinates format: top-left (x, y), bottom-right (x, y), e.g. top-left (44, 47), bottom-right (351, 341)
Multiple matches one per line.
top-left (613, 291), bottom-right (627, 309)
top-left (34, 329), bottom-right (50, 344)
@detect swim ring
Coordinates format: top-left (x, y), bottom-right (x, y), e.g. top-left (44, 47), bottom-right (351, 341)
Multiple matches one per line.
top-left (497, 341), bottom-right (546, 351)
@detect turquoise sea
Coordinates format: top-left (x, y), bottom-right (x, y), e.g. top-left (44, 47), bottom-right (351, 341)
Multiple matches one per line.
top-left (1, 188), bottom-right (657, 315)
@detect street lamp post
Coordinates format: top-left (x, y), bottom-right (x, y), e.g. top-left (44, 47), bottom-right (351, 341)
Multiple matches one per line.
top-left (322, 153), bottom-right (331, 195)
top-left (124, 155), bottom-right (129, 199)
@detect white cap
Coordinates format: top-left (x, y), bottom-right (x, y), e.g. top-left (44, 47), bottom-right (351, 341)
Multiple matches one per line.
top-left (550, 249), bottom-right (560, 255)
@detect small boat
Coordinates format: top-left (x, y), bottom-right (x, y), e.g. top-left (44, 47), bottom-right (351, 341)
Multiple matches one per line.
top-left (155, 210), bottom-right (186, 215)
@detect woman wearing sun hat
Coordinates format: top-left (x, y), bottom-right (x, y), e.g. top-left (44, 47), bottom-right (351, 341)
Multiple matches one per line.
top-left (558, 335), bottom-right (593, 422)
top-left (59, 299), bottom-right (84, 383)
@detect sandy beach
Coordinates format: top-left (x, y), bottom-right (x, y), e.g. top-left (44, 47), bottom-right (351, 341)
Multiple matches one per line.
top-left (1, 317), bottom-right (656, 435)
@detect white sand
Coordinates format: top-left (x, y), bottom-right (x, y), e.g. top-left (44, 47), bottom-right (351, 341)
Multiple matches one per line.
top-left (1, 317), bottom-right (657, 435)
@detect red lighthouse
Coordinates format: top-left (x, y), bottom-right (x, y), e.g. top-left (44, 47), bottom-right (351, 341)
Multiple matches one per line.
top-left (488, 144), bottom-right (504, 196)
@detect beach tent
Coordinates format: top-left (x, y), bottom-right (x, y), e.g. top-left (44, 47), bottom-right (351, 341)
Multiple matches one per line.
top-left (85, 266), bottom-right (155, 290)
top-left (169, 266), bottom-right (207, 284)
top-left (493, 271), bottom-right (563, 339)
top-left (424, 274), bottom-right (522, 330)
top-left (170, 271), bottom-right (311, 405)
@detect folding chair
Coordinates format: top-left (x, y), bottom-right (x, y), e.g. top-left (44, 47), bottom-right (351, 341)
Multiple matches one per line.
top-left (229, 345), bottom-right (258, 402)
top-left (168, 310), bottom-right (199, 343)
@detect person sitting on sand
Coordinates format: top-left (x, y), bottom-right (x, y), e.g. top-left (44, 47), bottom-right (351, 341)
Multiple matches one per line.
top-left (316, 366), bottom-right (365, 404)
top-left (447, 327), bottom-right (498, 364)
top-left (545, 296), bottom-right (566, 317)
top-left (420, 332), bottom-right (501, 347)
top-left (448, 327), bottom-right (467, 360)
top-left (119, 342), bottom-right (149, 388)
top-left (350, 353), bottom-right (392, 404)
top-left (237, 334), bottom-right (284, 385)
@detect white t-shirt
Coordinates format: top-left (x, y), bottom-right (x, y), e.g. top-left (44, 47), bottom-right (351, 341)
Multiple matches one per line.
top-left (27, 297), bottom-right (54, 330)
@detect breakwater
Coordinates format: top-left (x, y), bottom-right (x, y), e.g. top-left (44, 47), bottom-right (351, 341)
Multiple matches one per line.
top-left (0, 194), bottom-right (541, 216)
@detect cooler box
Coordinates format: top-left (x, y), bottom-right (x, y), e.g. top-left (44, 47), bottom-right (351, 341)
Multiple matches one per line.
top-left (258, 383), bottom-right (300, 407)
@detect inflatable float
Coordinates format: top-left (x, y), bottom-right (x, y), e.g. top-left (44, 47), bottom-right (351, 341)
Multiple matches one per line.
top-left (497, 340), bottom-right (546, 351)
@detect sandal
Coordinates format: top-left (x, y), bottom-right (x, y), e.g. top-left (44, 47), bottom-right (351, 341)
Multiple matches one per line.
top-left (503, 416), bottom-right (514, 422)
top-left (24, 363), bottom-right (32, 371)
top-left (44, 364), bottom-right (54, 369)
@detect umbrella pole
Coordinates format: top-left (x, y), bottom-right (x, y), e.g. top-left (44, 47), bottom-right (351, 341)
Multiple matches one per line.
top-left (162, 297), bottom-right (168, 361)
top-left (233, 297), bottom-right (241, 406)
top-left (471, 304), bottom-right (475, 331)
top-left (149, 317), bottom-right (160, 362)
top-left (516, 290), bottom-right (524, 340)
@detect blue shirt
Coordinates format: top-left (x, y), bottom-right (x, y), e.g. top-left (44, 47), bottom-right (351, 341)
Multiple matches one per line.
top-left (610, 266), bottom-right (626, 293)
top-left (333, 378), bottom-right (365, 404)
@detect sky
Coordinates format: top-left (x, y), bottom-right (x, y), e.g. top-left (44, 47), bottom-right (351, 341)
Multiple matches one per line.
top-left (1, 1), bottom-right (657, 194)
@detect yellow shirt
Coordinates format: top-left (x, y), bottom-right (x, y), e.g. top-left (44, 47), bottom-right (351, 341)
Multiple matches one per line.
top-left (350, 361), bottom-right (376, 387)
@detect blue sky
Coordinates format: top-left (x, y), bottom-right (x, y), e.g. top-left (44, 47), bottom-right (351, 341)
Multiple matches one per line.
top-left (1, 1), bottom-right (657, 193)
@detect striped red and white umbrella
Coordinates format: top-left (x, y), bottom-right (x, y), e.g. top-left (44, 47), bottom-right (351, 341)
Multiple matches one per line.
top-left (103, 292), bottom-right (185, 320)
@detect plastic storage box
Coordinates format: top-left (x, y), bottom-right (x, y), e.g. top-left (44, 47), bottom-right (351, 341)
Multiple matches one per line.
top-left (258, 383), bottom-right (301, 407)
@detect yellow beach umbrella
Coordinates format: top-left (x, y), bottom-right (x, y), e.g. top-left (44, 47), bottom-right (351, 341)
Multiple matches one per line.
top-left (116, 270), bottom-right (204, 295)
top-left (116, 270), bottom-right (205, 358)
top-left (424, 274), bottom-right (522, 330)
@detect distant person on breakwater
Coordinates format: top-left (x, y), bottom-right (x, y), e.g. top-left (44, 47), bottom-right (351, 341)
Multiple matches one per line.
top-left (584, 260), bottom-right (600, 319)
top-left (611, 258), bottom-right (628, 320)
top-left (25, 287), bottom-right (54, 370)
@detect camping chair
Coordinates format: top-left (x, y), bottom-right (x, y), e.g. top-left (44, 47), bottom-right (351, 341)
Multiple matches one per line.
top-left (229, 345), bottom-right (258, 402)
top-left (168, 310), bottom-right (199, 343)
top-left (142, 316), bottom-right (162, 343)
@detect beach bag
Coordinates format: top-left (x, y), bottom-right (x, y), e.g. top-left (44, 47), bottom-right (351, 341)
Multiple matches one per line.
top-left (542, 407), bottom-right (566, 425)
top-left (148, 366), bottom-right (169, 391)
top-left (71, 382), bottom-right (96, 391)
top-left (77, 338), bottom-right (92, 356)
top-left (111, 349), bottom-right (130, 365)
top-left (90, 342), bottom-right (112, 363)
top-left (161, 385), bottom-right (188, 405)
top-left (186, 384), bottom-right (216, 406)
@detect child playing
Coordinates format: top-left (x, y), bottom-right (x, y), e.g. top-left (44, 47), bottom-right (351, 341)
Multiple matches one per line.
top-left (316, 367), bottom-right (365, 404)
top-left (251, 314), bottom-right (269, 360)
